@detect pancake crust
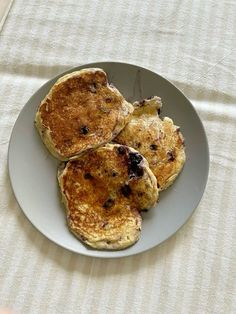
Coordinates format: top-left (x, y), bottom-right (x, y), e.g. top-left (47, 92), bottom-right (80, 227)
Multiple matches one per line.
top-left (114, 97), bottom-right (186, 190)
top-left (35, 68), bottom-right (134, 160)
top-left (58, 144), bottom-right (158, 250)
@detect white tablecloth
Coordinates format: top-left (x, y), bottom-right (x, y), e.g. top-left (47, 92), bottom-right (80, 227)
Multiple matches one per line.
top-left (0, 1), bottom-right (236, 313)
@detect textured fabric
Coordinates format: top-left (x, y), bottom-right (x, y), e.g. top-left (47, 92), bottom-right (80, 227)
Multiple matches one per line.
top-left (0, 0), bottom-right (236, 313)
top-left (0, 0), bottom-right (13, 31)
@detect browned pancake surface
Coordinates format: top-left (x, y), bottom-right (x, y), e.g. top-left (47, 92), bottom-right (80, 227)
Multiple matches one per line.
top-left (58, 144), bottom-right (158, 249)
top-left (36, 68), bottom-right (133, 160)
top-left (114, 97), bottom-right (186, 190)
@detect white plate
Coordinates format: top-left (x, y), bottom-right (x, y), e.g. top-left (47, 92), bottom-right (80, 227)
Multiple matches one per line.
top-left (8, 62), bottom-right (209, 258)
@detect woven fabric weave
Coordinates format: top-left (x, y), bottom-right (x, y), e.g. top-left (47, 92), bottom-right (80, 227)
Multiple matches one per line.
top-left (0, 1), bottom-right (235, 313)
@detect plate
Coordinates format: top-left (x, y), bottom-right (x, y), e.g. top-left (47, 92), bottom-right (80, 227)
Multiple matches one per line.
top-left (8, 62), bottom-right (209, 258)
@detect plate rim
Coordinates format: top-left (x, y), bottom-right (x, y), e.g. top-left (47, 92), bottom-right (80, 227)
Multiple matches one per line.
top-left (8, 61), bottom-right (210, 258)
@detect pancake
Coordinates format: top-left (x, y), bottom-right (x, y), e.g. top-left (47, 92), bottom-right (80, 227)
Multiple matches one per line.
top-left (58, 143), bottom-right (158, 250)
top-left (35, 68), bottom-right (134, 160)
top-left (114, 96), bottom-right (186, 190)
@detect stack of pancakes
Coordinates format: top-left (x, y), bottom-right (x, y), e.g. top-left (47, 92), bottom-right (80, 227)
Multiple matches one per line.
top-left (35, 68), bottom-right (185, 250)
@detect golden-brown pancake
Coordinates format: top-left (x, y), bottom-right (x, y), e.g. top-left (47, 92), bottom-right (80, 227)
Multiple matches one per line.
top-left (114, 96), bottom-right (186, 190)
top-left (35, 68), bottom-right (133, 160)
top-left (58, 143), bottom-right (158, 250)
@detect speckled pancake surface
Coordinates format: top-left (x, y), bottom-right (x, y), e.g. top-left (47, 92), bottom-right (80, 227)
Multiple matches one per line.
top-left (114, 96), bottom-right (186, 190)
top-left (58, 144), bottom-right (158, 250)
top-left (35, 68), bottom-right (133, 160)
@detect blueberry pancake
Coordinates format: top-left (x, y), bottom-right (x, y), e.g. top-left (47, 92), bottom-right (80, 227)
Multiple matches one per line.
top-left (114, 97), bottom-right (186, 190)
top-left (58, 144), bottom-right (158, 250)
top-left (35, 68), bottom-right (134, 160)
